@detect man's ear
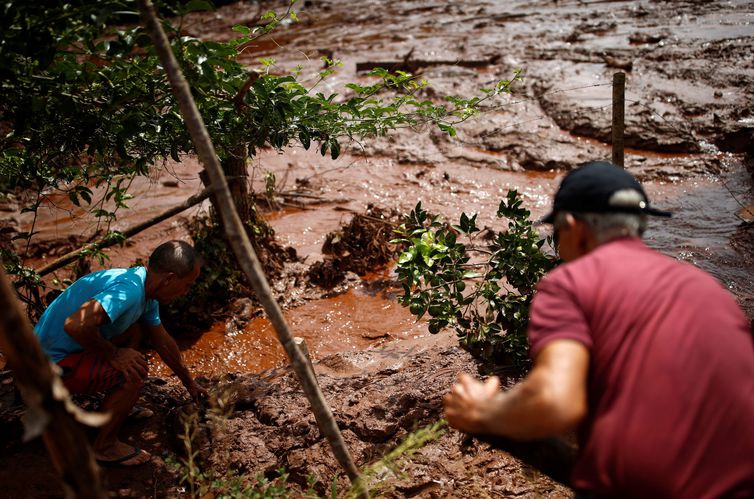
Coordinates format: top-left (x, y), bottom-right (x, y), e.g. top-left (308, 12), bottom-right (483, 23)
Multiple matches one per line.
top-left (564, 212), bottom-right (579, 230)
top-left (570, 215), bottom-right (595, 252)
top-left (153, 271), bottom-right (174, 287)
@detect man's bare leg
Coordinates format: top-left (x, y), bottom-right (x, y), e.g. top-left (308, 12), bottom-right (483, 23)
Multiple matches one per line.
top-left (94, 322), bottom-right (151, 464)
top-left (94, 378), bottom-right (150, 464)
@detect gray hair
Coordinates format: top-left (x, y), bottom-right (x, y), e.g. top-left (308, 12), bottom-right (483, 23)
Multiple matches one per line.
top-left (555, 189), bottom-right (648, 244)
top-left (148, 240), bottom-right (199, 276)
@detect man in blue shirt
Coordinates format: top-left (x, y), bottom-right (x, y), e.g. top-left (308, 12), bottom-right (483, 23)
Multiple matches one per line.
top-left (35, 240), bottom-right (206, 466)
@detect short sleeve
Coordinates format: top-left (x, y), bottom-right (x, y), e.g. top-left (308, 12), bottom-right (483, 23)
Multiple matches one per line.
top-left (93, 279), bottom-right (141, 325)
top-left (141, 299), bottom-right (161, 326)
top-left (528, 269), bottom-right (593, 357)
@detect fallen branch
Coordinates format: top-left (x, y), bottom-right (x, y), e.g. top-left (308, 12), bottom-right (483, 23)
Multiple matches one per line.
top-left (440, 12), bottom-right (529, 26)
top-left (356, 52), bottom-right (501, 73)
top-left (0, 267), bottom-right (106, 499)
top-left (35, 187), bottom-right (211, 277)
top-left (138, 1), bottom-right (366, 495)
top-left (277, 191), bottom-right (334, 200)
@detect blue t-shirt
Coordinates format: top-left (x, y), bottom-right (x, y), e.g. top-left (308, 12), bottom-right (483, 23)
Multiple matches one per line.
top-left (34, 267), bottom-right (161, 363)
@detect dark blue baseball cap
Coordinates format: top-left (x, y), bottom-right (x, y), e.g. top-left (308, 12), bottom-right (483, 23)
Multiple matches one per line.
top-left (541, 161), bottom-right (672, 224)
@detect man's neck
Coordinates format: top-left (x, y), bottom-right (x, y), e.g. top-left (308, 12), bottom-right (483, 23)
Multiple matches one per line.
top-left (143, 267), bottom-right (159, 300)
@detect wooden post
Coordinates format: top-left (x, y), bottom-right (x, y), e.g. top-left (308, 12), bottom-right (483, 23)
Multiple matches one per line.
top-left (0, 267), bottom-right (106, 499)
top-left (137, 2), bottom-right (366, 495)
top-left (612, 72), bottom-right (626, 167)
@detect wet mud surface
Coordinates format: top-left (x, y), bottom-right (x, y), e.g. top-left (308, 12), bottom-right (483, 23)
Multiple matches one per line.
top-left (1, 0), bottom-right (753, 497)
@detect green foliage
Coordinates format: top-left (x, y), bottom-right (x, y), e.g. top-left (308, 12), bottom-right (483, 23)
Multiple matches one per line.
top-left (393, 191), bottom-right (558, 366)
top-left (0, 247), bottom-right (46, 316)
top-left (0, 0), bottom-right (522, 194)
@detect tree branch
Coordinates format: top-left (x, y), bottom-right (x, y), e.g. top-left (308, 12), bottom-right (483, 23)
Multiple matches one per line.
top-left (35, 187), bottom-right (211, 277)
top-left (0, 267), bottom-right (106, 498)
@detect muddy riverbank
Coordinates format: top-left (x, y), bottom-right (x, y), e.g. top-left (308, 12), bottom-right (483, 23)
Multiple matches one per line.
top-left (1, 0), bottom-right (753, 497)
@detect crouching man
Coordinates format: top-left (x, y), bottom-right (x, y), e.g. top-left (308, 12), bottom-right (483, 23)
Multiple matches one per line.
top-left (34, 240), bottom-right (207, 466)
top-left (444, 161), bottom-right (754, 498)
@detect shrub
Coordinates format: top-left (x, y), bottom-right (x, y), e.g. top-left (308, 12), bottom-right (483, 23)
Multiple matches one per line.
top-left (393, 191), bottom-right (558, 367)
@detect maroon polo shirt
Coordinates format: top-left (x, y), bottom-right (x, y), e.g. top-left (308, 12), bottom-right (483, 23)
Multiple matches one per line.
top-left (528, 237), bottom-right (754, 498)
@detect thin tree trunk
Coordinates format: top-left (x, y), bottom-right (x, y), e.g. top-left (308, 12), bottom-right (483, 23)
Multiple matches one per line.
top-left (223, 145), bottom-right (251, 221)
top-left (0, 267), bottom-right (106, 499)
top-left (137, 1), bottom-right (366, 494)
top-left (35, 187), bottom-right (211, 277)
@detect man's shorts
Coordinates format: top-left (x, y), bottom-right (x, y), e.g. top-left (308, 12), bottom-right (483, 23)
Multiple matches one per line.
top-left (57, 351), bottom-right (125, 394)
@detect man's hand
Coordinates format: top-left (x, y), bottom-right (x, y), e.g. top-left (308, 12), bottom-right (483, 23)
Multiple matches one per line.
top-left (145, 323), bottom-right (206, 403)
top-left (443, 373), bottom-right (502, 435)
top-left (109, 347), bottom-right (148, 383)
top-left (445, 341), bottom-right (589, 440)
top-left (185, 379), bottom-right (208, 404)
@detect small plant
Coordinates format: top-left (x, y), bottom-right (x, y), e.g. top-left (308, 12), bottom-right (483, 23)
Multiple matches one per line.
top-left (393, 191), bottom-right (558, 367)
top-left (0, 247), bottom-right (46, 318)
top-left (347, 420), bottom-right (447, 498)
top-left (263, 170), bottom-right (278, 209)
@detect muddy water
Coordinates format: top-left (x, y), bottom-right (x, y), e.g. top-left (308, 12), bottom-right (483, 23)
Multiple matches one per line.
top-left (150, 284), bottom-right (428, 378)
top-left (152, 153), bottom-right (751, 378)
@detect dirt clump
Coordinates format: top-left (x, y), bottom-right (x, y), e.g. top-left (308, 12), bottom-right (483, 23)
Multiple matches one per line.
top-left (309, 205), bottom-right (399, 288)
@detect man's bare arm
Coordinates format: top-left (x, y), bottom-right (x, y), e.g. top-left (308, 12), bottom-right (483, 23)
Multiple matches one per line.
top-left (145, 323), bottom-right (205, 401)
top-left (444, 339), bottom-right (589, 440)
top-left (63, 299), bottom-right (148, 382)
top-left (63, 299), bottom-right (115, 357)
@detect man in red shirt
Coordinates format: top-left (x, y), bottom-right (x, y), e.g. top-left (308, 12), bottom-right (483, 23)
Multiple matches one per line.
top-left (444, 161), bottom-right (754, 498)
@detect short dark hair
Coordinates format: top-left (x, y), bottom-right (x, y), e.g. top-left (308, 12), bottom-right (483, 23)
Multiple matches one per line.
top-left (148, 240), bottom-right (199, 277)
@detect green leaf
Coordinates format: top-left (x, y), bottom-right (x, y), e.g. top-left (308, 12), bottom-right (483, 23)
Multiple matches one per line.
top-left (185, 0), bottom-right (215, 13)
top-left (330, 138), bottom-right (340, 160)
top-left (397, 249), bottom-right (415, 265)
top-left (68, 191), bottom-right (81, 207)
top-left (438, 123), bottom-right (457, 137)
top-left (170, 143), bottom-right (180, 162)
top-left (232, 25), bottom-right (251, 34)
top-left (298, 128), bottom-right (311, 150)
top-left (79, 187), bottom-right (92, 205)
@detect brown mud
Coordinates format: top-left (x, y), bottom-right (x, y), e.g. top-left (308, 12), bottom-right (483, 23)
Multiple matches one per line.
top-left (1, 0), bottom-right (753, 497)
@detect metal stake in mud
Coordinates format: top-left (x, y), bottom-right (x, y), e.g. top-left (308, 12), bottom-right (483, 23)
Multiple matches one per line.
top-left (612, 72), bottom-right (626, 167)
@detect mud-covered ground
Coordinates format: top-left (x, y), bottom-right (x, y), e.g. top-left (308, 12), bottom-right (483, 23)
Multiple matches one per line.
top-left (1, 0), bottom-right (753, 497)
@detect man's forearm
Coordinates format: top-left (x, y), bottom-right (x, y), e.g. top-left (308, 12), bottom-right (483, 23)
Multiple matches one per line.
top-left (481, 377), bottom-right (569, 440)
top-left (149, 326), bottom-right (193, 386)
top-left (445, 340), bottom-right (589, 442)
